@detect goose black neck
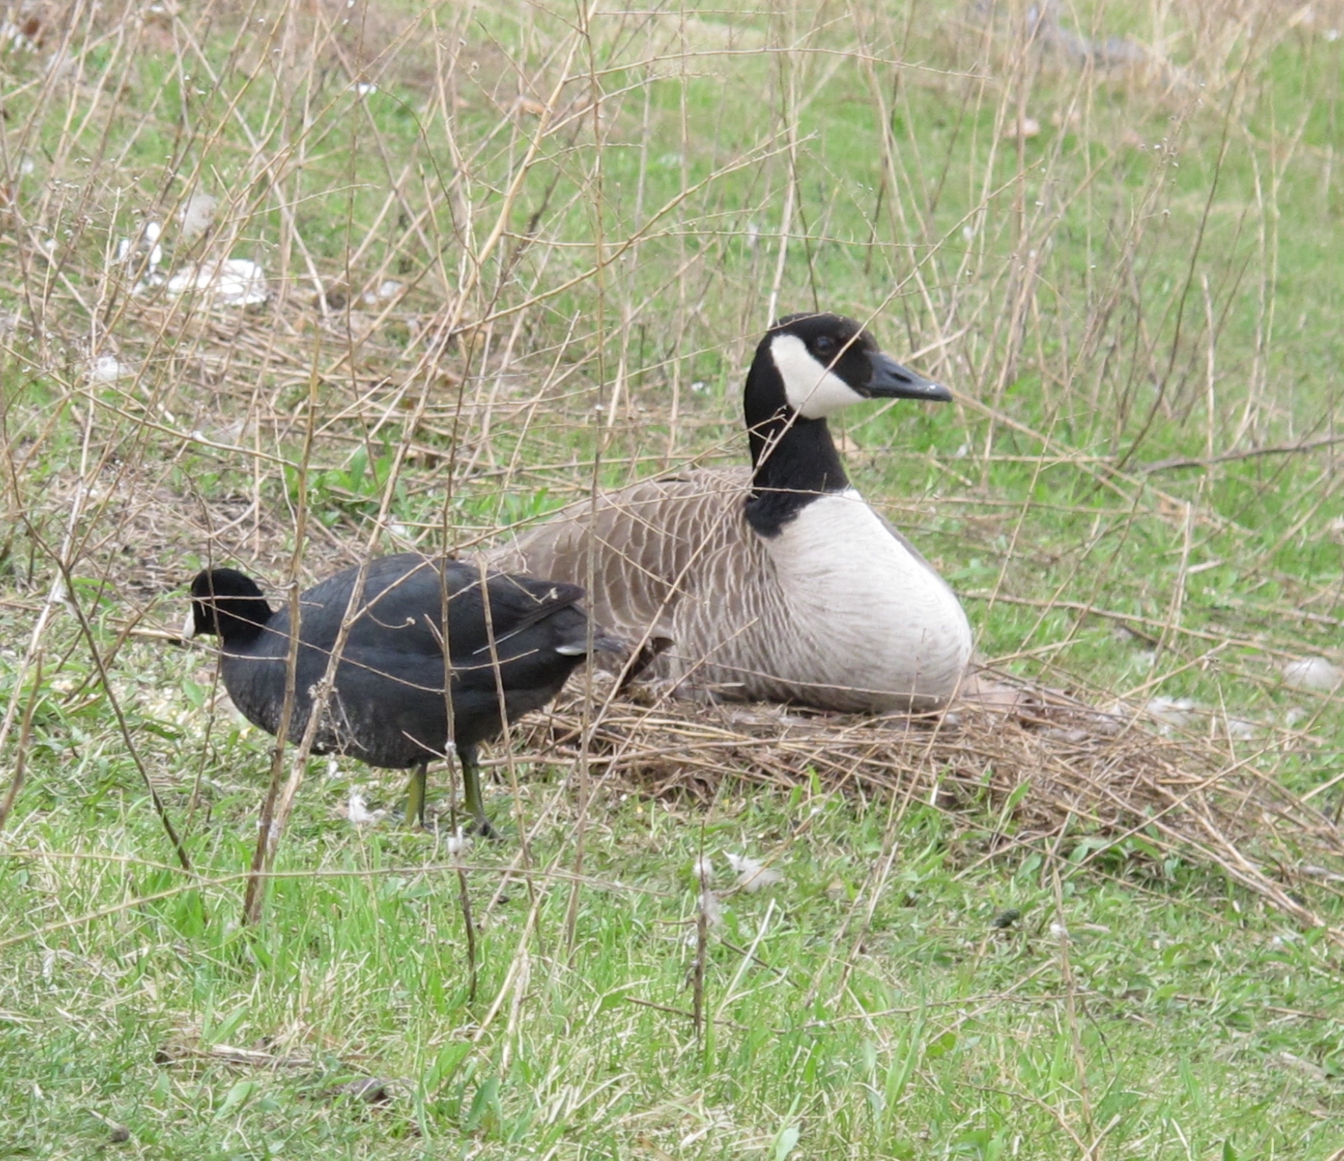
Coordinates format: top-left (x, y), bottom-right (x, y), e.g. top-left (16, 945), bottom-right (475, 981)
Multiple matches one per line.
top-left (742, 360), bottom-right (849, 538)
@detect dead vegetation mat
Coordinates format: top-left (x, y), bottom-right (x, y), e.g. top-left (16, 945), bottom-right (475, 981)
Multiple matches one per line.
top-left (521, 671), bottom-right (1344, 935)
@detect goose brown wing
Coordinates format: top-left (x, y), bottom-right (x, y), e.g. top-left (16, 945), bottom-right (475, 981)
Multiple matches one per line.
top-left (486, 468), bottom-right (750, 660)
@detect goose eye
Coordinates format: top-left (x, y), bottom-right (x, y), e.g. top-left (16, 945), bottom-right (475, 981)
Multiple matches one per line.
top-left (814, 335), bottom-right (837, 358)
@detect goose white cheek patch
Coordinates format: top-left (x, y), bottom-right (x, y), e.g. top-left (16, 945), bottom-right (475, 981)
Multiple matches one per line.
top-left (770, 333), bottom-right (866, 418)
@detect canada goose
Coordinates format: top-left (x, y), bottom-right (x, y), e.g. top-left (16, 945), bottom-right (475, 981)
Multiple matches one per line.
top-left (189, 554), bottom-right (618, 833)
top-left (489, 312), bottom-right (972, 713)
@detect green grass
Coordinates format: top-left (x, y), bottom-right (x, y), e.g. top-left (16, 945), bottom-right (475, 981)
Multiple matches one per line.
top-left (4, 781), bottom-right (1344, 1158)
top-left (2, 0), bottom-right (1344, 1156)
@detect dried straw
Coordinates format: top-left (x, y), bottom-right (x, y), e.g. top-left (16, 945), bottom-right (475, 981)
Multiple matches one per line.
top-left (519, 669), bottom-right (1344, 935)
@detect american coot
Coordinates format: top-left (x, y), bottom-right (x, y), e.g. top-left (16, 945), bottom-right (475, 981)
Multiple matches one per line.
top-left (489, 312), bottom-right (972, 713)
top-left (189, 553), bottom-right (619, 833)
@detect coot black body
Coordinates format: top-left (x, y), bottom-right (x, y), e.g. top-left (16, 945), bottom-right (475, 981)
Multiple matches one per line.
top-left (189, 553), bottom-right (614, 832)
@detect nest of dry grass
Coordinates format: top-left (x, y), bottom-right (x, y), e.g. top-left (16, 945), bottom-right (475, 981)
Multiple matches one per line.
top-left (519, 669), bottom-right (1344, 933)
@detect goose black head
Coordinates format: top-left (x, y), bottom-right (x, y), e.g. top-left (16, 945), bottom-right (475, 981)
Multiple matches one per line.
top-left (759, 312), bottom-right (951, 420)
top-left (189, 568), bottom-right (274, 647)
top-left (742, 313), bottom-right (952, 536)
